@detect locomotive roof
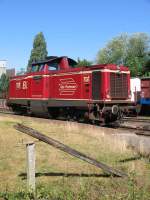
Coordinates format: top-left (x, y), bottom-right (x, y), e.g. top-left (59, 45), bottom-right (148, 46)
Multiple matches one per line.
top-left (31, 56), bottom-right (129, 71)
top-left (82, 64), bottom-right (129, 71)
top-left (31, 56), bottom-right (78, 66)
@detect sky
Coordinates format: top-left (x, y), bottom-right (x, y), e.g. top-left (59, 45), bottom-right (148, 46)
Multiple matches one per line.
top-left (0, 0), bottom-right (150, 71)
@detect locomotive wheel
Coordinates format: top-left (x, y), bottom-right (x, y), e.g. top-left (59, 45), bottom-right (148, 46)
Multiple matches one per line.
top-left (12, 106), bottom-right (27, 115)
top-left (48, 108), bottom-right (59, 119)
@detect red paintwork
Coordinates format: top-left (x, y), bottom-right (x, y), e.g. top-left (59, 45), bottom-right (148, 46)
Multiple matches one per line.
top-left (141, 78), bottom-right (150, 98)
top-left (8, 57), bottom-right (131, 103)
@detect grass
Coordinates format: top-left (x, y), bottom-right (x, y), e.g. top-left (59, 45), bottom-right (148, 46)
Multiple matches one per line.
top-left (0, 114), bottom-right (150, 199)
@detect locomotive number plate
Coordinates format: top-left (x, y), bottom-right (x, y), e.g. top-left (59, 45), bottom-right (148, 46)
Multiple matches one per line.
top-left (16, 81), bottom-right (28, 90)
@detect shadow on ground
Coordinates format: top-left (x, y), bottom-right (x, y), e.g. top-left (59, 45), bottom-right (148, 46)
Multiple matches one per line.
top-left (19, 172), bottom-right (118, 180)
top-left (119, 156), bottom-right (141, 163)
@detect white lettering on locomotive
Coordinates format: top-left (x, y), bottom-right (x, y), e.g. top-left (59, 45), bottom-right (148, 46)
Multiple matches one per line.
top-left (59, 78), bottom-right (78, 95)
top-left (16, 82), bottom-right (21, 89)
top-left (83, 76), bottom-right (90, 83)
top-left (22, 81), bottom-right (28, 90)
top-left (16, 81), bottom-right (28, 90)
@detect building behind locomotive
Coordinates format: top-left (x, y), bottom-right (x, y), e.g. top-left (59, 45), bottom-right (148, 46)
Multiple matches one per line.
top-left (129, 77), bottom-right (141, 114)
top-left (7, 56), bottom-right (132, 123)
top-left (130, 78), bottom-right (141, 103)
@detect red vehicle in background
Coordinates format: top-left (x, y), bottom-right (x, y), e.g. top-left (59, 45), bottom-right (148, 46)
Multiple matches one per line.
top-left (7, 56), bottom-right (132, 123)
top-left (139, 77), bottom-right (150, 115)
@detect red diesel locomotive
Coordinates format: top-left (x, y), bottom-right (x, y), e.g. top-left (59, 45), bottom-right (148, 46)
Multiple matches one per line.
top-left (7, 56), bottom-right (132, 123)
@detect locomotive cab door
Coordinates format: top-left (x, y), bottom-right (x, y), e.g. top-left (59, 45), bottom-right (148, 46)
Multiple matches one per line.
top-left (31, 74), bottom-right (43, 98)
top-left (30, 63), bottom-right (47, 98)
top-left (30, 72), bottom-right (47, 115)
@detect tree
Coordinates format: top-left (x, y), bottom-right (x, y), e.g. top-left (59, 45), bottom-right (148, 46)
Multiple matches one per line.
top-left (27, 32), bottom-right (48, 71)
top-left (76, 58), bottom-right (93, 67)
top-left (126, 33), bottom-right (149, 76)
top-left (0, 73), bottom-right (9, 98)
top-left (96, 33), bottom-right (150, 76)
top-left (142, 52), bottom-right (150, 76)
top-left (97, 34), bottom-right (128, 65)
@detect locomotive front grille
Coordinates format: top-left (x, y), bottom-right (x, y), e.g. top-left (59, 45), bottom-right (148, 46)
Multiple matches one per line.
top-left (110, 73), bottom-right (128, 99)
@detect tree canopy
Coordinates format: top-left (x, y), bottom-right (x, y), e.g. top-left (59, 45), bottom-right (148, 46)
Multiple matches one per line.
top-left (76, 58), bottom-right (93, 67)
top-left (0, 73), bottom-right (9, 97)
top-left (27, 32), bottom-right (48, 71)
top-left (96, 33), bottom-right (150, 76)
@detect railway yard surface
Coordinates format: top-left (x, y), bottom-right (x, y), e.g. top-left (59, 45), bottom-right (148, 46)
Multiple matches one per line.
top-left (0, 113), bottom-right (150, 199)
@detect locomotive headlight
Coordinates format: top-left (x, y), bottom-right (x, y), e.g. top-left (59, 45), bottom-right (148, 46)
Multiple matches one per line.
top-left (106, 94), bottom-right (110, 98)
top-left (128, 91), bottom-right (131, 99)
top-left (141, 91), bottom-right (144, 98)
top-left (106, 90), bottom-right (110, 98)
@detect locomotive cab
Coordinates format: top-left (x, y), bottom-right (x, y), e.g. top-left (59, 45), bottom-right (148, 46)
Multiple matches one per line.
top-left (29, 56), bottom-right (78, 73)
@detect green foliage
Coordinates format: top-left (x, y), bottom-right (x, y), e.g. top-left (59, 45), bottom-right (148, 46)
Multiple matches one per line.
top-left (76, 58), bottom-right (93, 67)
top-left (27, 32), bottom-right (48, 71)
top-left (97, 33), bottom-right (150, 77)
top-left (0, 73), bottom-right (9, 94)
top-left (142, 56), bottom-right (150, 76)
top-left (1, 174), bottom-right (150, 200)
top-left (97, 34), bottom-right (128, 65)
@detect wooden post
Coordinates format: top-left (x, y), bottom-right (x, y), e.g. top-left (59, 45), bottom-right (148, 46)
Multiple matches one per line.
top-left (26, 142), bottom-right (35, 192)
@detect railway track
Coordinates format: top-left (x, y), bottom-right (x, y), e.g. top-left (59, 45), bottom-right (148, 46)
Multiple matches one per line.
top-left (123, 116), bottom-right (150, 123)
top-left (0, 108), bottom-right (150, 135)
top-left (120, 116), bottom-right (150, 134)
top-left (0, 109), bottom-right (15, 115)
top-left (118, 124), bottom-right (150, 133)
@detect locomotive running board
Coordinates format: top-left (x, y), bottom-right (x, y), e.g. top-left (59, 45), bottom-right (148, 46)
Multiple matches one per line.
top-left (14, 123), bottom-right (127, 177)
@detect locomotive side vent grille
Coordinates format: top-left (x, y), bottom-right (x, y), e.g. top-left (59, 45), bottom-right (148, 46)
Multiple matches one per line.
top-left (110, 73), bottom-right (128, 98)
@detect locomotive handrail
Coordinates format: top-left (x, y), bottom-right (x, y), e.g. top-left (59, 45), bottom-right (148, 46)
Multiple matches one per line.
top-left (33, 75), bottom-right (42, 80)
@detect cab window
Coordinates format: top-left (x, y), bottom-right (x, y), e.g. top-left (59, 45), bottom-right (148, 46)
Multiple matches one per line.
top-left (48, 62), bottom-right (59, 71)
top-left (31, 64), bottom-right (45, 72)
top-left (39, 64), bottom-right (45, 71)
top-left (31, 65), bottom-right (39, 72)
